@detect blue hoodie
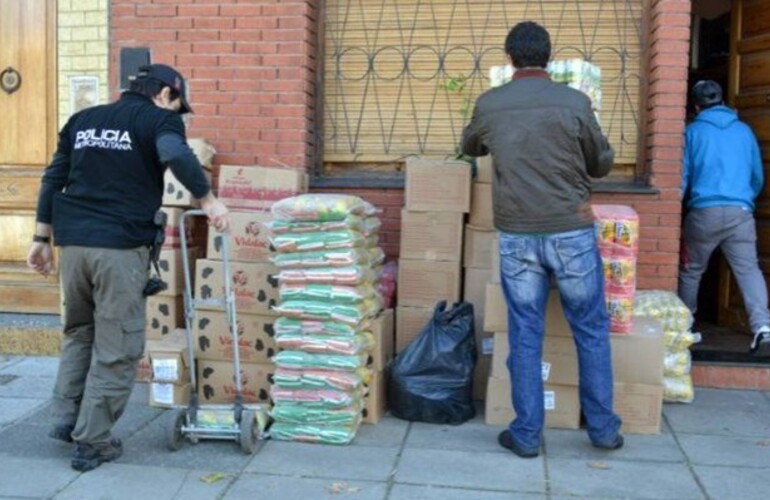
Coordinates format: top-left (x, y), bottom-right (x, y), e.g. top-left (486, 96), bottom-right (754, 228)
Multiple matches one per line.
top-left (682, 105), bottom-right (763, 211)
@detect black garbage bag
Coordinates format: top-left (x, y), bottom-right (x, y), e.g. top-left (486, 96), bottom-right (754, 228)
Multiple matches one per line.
top-left (387, 301), bottom-right (477, 424)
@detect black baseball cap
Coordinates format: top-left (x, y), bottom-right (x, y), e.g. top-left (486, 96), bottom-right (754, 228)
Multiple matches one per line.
top-left (692, 80), bottom-right (723, 107)
top-left (135, 64), bottom-right (193, 114)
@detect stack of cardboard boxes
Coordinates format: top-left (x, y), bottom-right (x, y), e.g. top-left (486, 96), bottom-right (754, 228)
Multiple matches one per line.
top-left (193, 165), bottom-right (307, 407)
top-left (462, 155), bottom-right (495, 399)
top-left (396, 158), bottom-right (471, 353)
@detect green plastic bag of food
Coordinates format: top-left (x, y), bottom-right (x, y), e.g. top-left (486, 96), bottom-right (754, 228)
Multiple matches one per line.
top-left (274, 350), bottom-right (368, 371)
top-left (271, 230), bottom-right (375, 253)
top-left (277, 266), bottom-right (378, 286)
top-left (272, 367), bottom-right (372, 391)
top-left (272, 248), bottom-right (385, 269)
top-left (271, 401), bottom-right (363, 426)
top-left (271, 194), bottom-right (377, 222)
top-left (272, 299), bottom-right (380, 325)
top-left (274, 317), bottom-right (369, 337)
top-left (279, 283), bottom-right (377, 304)
top-left (269, 387), bottom-right (364, 409)
top-left (269, 421), bottom-right (361, 445)
top-left (269, 216), bottom-right (381, 236)
top-left (275, 332), bottom-right (375, 356)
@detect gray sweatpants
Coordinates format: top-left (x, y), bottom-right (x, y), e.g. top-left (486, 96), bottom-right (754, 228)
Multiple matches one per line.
top-left (678, 206), bottom-right (770, 333)
top-left (53, 246), bottom-right (149, 446)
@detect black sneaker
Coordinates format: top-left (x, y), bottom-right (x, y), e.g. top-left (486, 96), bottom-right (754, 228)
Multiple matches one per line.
top-left (71, 438), bottom-right (123, 472)
top-left (749, 328), bottom-right (770, 355)
top-left (49, 423), bottom-right (74, 443)
top-left (498, 430), bottom-right (539, 458)
top-left (592, 434), bottom-right (624, 450)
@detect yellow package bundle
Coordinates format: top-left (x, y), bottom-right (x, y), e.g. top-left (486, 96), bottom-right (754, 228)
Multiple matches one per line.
top-left (268, 216), bottom-right (381, 237)
top-left (603, 255), bottom-right (637, 292)
top-left (606, 294), bottom-right (633, 334)
top-left (664, 330), bottom-right (702, 352)
top-left (270, 194), bottom-right (377, 222)
top-left (277, 266), bottom-right (378, 287)
top-left (592, 204), bottom-right (639, 256)
top-left (663, 374), bottom-right (695, 403)
top-left (664, 350), bottom-right (692, 377)
top-left (275, 332), bottom-right (375, 356)
top-left (634, 290), bottom-right (694, 333)
top-left (270, 421), bottom-right (361, 445)
top-left (272, 248), bottom-right (385, 269)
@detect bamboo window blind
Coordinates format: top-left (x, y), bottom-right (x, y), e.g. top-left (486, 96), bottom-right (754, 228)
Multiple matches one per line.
top-left (323, 0), bottom-right (643, 176)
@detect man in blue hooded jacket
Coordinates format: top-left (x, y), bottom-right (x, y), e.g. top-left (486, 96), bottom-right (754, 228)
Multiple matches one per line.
top-left (679, 80), bottom-right (770, 355)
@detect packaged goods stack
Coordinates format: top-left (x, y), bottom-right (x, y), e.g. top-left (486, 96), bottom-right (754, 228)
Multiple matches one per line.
top-left (397, 158), bottom-right (470, 354)
top-left (137, 139), bottom-right (213, 386)
top-left (193, 165), bottom-right (307, 408)
top-left (635, 291), bottom-right (701, 404)
top-left (462, 155), bottom-right (496, 399)
top-left (593, 205), bottom-right (640, 334)
top-left (267, 194), bottom-right (389, 444)
top-left (484, 204), bottom-right (666, 433)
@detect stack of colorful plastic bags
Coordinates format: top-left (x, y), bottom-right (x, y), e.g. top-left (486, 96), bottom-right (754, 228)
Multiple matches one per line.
top-left (593, 205), bottom-right (640, 333)
top-left (634, 290), bottom-right (700, 403)
top-left (268, 194), bottom-right (384, 444)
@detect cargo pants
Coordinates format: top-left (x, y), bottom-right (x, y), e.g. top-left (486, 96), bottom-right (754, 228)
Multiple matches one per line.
top-left (52, 246), bottom-right (149, 445)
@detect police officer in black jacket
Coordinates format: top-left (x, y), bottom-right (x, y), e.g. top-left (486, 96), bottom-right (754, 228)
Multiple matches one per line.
top-left (27, 64), bottom-right (230, 472)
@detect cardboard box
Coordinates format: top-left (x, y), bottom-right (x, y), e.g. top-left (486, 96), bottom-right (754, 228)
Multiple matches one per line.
top-left (156, 247), bottom-right (200, 296)
top-left (395, 305), bottom-right (433, 353)
top-left (399, 210), bottom-right (464, 262)
top-left (188, 138), bottom-right (215, 169)
top-left (490, 232), bottom-right (500, 283)
top-left (468, 182), bottom-right (493, 229)
top-left (162, 168), bottom-right (213, 207)
top-left (362, 370), bottom-right (387, 425)
top-left (405, 158), bottom-right (471, 213)
top-left (463, 225), bottom-right (496, 269)
top-left (197, 360), bottom-right (274, 404)
top-left (370, 309), bottom-right (394, 371)
top-left (483, 284), bottom-right (571, 337)
top-left (195, 259), bottom-right (279, 316)
top-left (397, 259), bottom-right (461, 308)
top-left (149, 382), bottom-right (191, 408)
top-left (491, 332), bottom-right (579, 386)
top-left (194, 310), bottom-right (277, 363)
top-left (485, 377), bottom-right (580, 429)
top-left (476, 155), bottom-right (493, 184)
top-left (615, 382), bottom-right (663, 434)
top-left (161, 206), bottom-right (209, 249)
top-left (149, 328), bottom-right (191, 384)
top-left (206, 210), bottom-right (274, 263)
top-left (611, 317), bottom-right (665, 385)
top-left (217, 165), bottom-right (307, 211)
top-left (146, 295), bottom-right (184, 340)
top-left (473, 354), bottom-right (491, 401)
top-left (463, 267), bottom-right (492, 340)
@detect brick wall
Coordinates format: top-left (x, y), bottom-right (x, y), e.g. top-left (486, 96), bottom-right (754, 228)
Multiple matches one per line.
top-left (109, 0), bottom-right (318, 174)
top-left (57, 0), bottom-right (109, 127)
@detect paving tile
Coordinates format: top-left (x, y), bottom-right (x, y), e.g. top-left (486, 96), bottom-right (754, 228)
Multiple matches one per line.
top-left (0, 423), bottom-right (73, 460)
top-left (405, 421), bottom-right (507, 454)
top-left (664, 404), bottom-right (770, 437)
top-left (683, 388), bottom-right (769, 409)
top-left (394, 448), bottom-right (546, 493)
top-left (112, 402), bottom-right (164, 439)
top-left (693, 465), bottom-right (770, 500)
top-left (389, 484), bottom-right (543, 499)
top-left (128, 381), bottom-right (150, 405)
top-left (677, 434), bottom-right (770, 467)
top-left (54, 463), bottom-right (232, 500)
top-left (544, 428), bottom-right (686, 463)
top-left (0, 453), bottom-right (79, 498)
top-left (352, 416), bottom-right (409, 448)
top-left (244, 441), bottom-right (399, 481)
top-left (226, 475), bottom-right (387, 500)
top-left (117, 412), bottom-right (255, 472)
top-left (547, 457), bottom-right (704, 499)
top-left (0, 397), bottom-right (46, 427)
top-left (0, 376), bottom-right (55, 399)
top-left (0, 356), bottom-right (59, 378)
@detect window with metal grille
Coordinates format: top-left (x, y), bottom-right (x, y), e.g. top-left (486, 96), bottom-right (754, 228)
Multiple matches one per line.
top-left (321, 0), bottom-right (644, 179)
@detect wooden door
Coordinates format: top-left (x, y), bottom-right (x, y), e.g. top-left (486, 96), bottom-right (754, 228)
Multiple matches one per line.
top-left (0, 0), bottom-right (59, 313)
top-left (718, 0), bottom-right (770, 329)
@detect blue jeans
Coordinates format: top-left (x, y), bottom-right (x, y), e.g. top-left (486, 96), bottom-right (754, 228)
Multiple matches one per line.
top-left (499, 228), bottom-right (621, 450)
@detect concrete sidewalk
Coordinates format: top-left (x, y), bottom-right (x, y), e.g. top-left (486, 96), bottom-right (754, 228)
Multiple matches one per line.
top-left (1, 355), bottom-right (769, 500)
